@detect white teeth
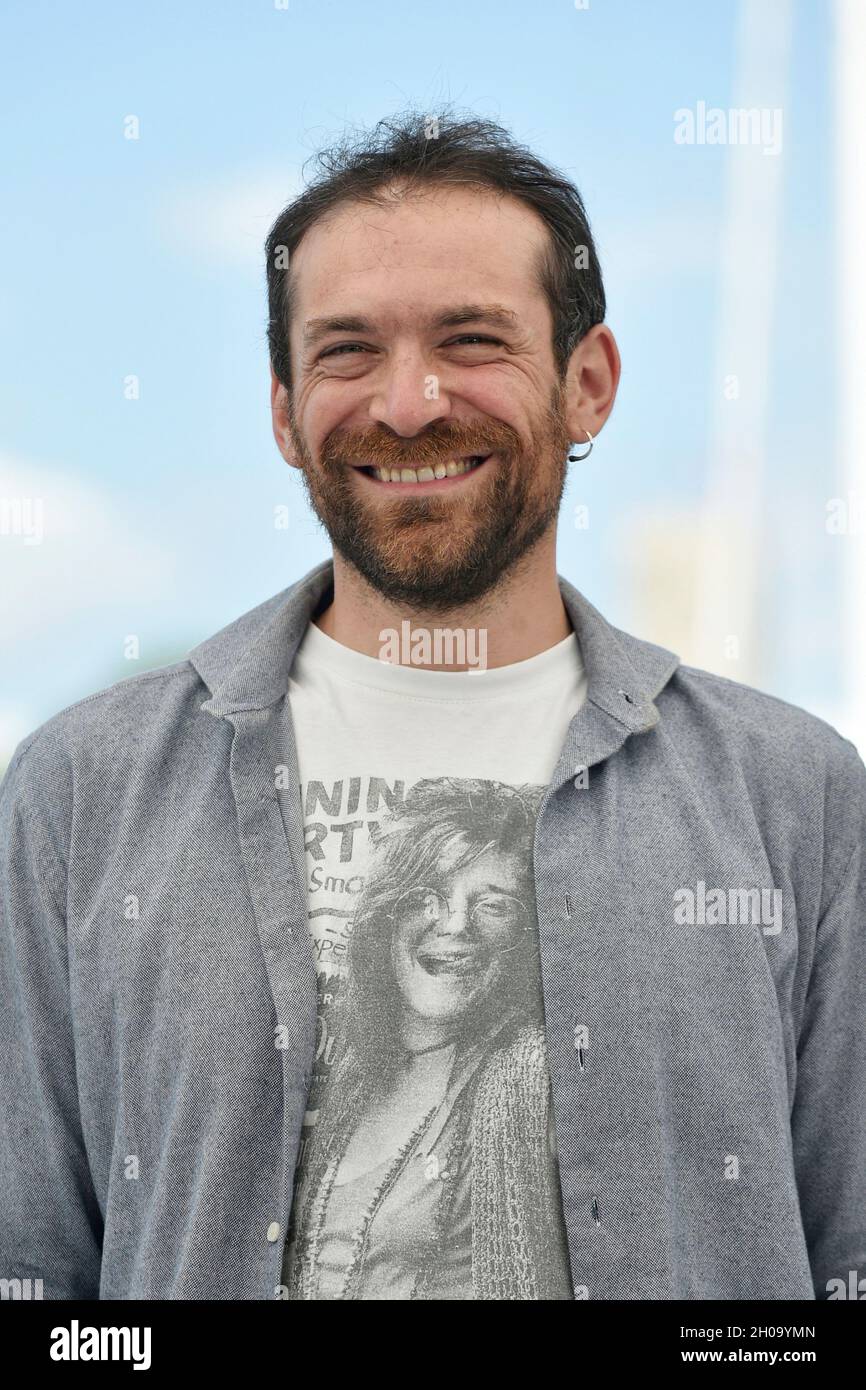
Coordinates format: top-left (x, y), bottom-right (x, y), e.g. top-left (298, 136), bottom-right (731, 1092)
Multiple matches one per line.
top-left (370, 456), bottom-right (487, 484)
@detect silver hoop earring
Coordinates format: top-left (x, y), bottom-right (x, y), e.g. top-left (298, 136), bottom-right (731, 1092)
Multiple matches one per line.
top-left (568, 428), bottom-right (594, 462)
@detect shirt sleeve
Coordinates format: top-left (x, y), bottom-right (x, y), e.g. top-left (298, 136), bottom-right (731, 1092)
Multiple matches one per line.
top-left (0, 734), bottom-right (103, 1300)
top-left (790, 739), bottom-right (866, 1299)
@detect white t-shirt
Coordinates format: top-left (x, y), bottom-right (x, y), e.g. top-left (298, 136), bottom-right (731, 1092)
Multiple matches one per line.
top-left (282, 617), bottom-right (588, 1300)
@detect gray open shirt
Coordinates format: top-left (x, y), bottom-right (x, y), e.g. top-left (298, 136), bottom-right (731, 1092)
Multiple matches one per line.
top-left (1, 558), bottom-right (864, 1299)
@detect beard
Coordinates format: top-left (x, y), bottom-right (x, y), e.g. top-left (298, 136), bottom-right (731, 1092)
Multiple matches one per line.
top-left (287, 384), bottom-right (572, 611)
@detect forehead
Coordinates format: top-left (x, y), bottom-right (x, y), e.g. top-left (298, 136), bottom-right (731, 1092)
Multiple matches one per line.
top-left (448, 844), bottom-right (524, 884)
top-left (289, 184), bottom-right (552, 334)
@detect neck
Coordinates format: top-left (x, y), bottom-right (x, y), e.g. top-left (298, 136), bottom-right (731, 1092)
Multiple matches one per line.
top-left (315, 533), bottom-right (572, 671)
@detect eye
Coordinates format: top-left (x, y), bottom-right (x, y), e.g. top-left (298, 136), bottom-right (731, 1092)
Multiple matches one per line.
top-left (475, 895), bottom-right (510, 916)
top-left (447, 335), bottom-right (503, 347)
top-left (318, 334), bottom-right (504, 363)
top-left (319, 343), bottom-right (370, 358)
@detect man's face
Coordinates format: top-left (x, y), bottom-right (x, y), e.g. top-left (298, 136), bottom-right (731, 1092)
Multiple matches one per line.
top-left (279, 184), bottom-right (573, 609)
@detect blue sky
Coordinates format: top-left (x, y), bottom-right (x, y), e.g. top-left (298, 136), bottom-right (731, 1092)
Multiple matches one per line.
top-left (0, 0), bottom-right (840, 763)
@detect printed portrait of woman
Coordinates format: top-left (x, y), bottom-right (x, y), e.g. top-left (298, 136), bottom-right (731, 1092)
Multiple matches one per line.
top-left (284, 776), bottom-right (574, 1300)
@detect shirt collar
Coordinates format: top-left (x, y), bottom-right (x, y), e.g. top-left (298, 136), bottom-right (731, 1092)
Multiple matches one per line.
top-left (190, 557), bottom-right (680, 735)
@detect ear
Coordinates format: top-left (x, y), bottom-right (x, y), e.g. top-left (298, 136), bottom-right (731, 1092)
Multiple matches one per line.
top-left (270, 367), bottom-right (303, 470)
top-left (562, 324), bottom-right (621, 445)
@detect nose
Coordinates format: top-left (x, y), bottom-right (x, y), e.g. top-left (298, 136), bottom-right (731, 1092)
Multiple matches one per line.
top-left (367, 347), bottom-right (452, 438)
top-left (437, 892), bottom-right (472, 937)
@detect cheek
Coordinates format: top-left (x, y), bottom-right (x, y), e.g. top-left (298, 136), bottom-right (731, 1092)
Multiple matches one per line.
top-left (297, 380), bottom-right (365, 451)
top-left (390, 929), bottom-right (417, 977)
top-left (293, 385), bottom-right (326, 441)
top-left (453, 372), bottom-right (534, 438)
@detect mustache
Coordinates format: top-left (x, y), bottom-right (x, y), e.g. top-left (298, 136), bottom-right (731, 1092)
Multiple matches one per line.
top-left (318, 420), bottom-right (524, 471)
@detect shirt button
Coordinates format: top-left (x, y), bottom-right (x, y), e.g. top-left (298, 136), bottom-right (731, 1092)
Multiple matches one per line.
top-left (266, 1222), bottom-right (281, 1243)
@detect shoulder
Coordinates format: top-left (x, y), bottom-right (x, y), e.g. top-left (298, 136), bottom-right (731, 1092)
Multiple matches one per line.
top-left (4, 657), bottom-right (203, 781)
top-left (657, 662), bottom-right (866, 905)
top-left (0, 578), bottom-right (300, 805)
top-left (661, 660), bottom-right (864, 794)
top-left (0, 660), bottom-right (205, 870)
top-left (600, 607), bottom-right (862, 818)
top-left (663, 661), bottom-right (854, 760)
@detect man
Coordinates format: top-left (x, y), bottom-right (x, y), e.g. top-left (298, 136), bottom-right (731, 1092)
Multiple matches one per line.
top-left (1, 111), bottom-right (864, 1301)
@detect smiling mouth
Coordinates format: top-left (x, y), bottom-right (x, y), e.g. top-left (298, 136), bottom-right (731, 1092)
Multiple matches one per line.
top-left (417, 951), bottom-right (479, 977)
top-left (358, 454), bottom-right (490, 484)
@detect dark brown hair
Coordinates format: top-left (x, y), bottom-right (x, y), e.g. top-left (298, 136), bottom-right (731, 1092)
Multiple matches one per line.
top-left (265, 107), bottom-right (606, 392)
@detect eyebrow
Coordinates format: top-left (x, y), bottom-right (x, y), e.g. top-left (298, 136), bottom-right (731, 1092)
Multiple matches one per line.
top-left (301, 303), bottom-right (520, 350)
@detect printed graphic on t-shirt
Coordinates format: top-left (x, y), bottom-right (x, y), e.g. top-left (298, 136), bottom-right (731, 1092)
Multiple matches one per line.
top-left (283, 775), bottom-right (574, 1300)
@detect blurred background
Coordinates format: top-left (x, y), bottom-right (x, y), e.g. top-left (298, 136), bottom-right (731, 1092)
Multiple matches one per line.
top-left (2, 0), bottom-right (864, 774)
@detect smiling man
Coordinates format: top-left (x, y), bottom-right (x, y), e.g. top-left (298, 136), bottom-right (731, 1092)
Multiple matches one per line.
top-left (1, 111), bottom-right (865, 1303)
top-left (275, 178), bottom-right (595, 625)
